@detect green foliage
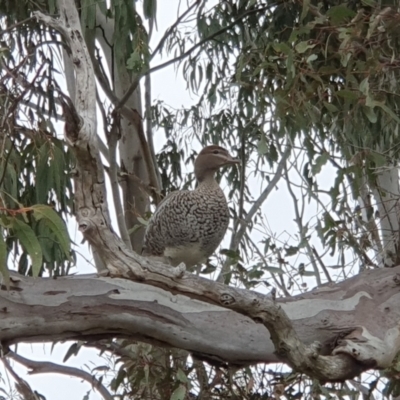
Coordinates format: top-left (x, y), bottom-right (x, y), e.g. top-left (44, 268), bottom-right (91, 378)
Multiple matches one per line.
top-left (81, 0), bottom-right (97, 34)
top-left (0, 133), bottom-right (74, 277)
top-left (0, 5), bottom-right (75, 277)
top-left (143, 0), bottom-right (157, 20)
top-left (106, 343), bottom-right (193, 399)
top-left (147, 0), bottom-right (400, 276)
top-left (31, 205), bottom-right (71, 261)
top-left (0, 204), bottom-right (72, 278)
top-left (11, 217), bottom-right (43, 277)
top-left (165, 0), bottom-right (400, 177)
top-left (170, 385), bottom-right (186, 400)
top-left (63, 342), bottom-right (83, 362)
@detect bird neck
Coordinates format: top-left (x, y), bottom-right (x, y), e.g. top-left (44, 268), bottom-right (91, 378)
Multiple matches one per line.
top-left (196, 172), bottom-right (220, 190)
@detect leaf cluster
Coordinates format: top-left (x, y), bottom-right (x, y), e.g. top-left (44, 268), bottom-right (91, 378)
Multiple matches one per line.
top-left (0, 10), bottom-right (74, 279)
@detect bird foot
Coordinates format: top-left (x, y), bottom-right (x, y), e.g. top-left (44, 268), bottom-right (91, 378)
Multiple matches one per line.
top-left (172, 262), bottom-right (186, 278)
top-left (97, 268), bottom-right (110, 277)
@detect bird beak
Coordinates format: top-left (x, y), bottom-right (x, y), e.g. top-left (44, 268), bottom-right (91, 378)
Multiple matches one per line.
top-left (226, 156), bottom-right (241, 165)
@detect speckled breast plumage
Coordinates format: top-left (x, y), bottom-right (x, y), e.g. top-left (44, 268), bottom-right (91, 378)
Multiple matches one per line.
top-left (142, 182), bottom-right (229, 267)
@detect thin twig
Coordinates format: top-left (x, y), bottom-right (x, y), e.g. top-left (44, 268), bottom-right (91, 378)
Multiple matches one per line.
top-left (236, 127), bottom-right (247, 227)
top-left (236, 147), bottom-right (291, 250)
top-left (312, 246), bottom-right (332, 283)
top-left (231, 115), bottom-right (263, 249)
top-left (308, 136), bottom-right (383, 267)
top-left (150, 0), bottom-right (202, 60)
top-left (0, 16), bottom-right (35, 33)
top-left (283, 160), bottom-right (322, 286)
top-left (290, 151), bottom-right (377, 269)
top-left (218, 145), bottom-right (291, 282)
top-left (247, 235), bottom-right (291, 297)
top-left (115, 5), bottom-right (272, 111)
top-left (7, 350), bottom-right (113, 400)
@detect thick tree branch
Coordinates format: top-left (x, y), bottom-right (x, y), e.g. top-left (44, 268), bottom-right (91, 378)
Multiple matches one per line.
top-left (107, 113), bottom-right (132, 249)
top-left (0, 268), bottom-right (399, 381)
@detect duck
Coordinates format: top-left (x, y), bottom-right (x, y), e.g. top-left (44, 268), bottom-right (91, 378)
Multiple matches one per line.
top-left (142, 145), bottom-right (240, 268)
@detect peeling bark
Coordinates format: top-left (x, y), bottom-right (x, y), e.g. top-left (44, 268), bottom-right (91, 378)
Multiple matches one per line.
top-left (1, 266), bottom-right (400, 381)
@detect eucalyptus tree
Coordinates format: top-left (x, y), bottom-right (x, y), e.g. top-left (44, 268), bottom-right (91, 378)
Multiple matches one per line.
top-left (1, 0), bottom-right (400, 399)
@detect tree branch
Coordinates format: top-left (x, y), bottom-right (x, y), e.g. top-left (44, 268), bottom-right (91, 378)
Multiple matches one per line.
top-left (218, 146), bottom-right (291, 282)
top-left (246, 235), bottom-right (291, 297)
top-left (144, 72), bottom-right (162, 192)
top-left (0, 269), bottom-right (396, 381)
top-left (90, 43), bottom-right (162, 204)
top-left (7, 350), bottom-right (113, 400)
top-left (312, 246), bottom-right (332, 284)
top-left (115, 5), bottom-right (272, 111)
top-left (150, 0), bottom-right (202, 61)
top-left (107, 113), bottom-right (132, 249)
top-left (283, 159), bottom-right (322, 286)
top-left (2, 357), bottom-right (39, 400)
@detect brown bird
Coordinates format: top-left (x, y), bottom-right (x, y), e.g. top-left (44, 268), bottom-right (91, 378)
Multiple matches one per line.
top-left (142, 145), bottom-right (240, 268)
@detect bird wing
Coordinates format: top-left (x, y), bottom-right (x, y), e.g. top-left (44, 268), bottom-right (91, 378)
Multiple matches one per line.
top-left (142, 190), bottom-right (194, 255)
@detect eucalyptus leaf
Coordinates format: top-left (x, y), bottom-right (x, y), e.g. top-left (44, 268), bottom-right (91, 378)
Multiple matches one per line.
top-left (170, 385), bottom-right (186, 400)
top-left (31, 205), bottom-right (71, 260)
top-left (327, 4), bottom-right (356, 25)
top-left (176, 368), bottom-right (189, 383)
top-left (295, 41), bottom-right (315, 54)
top-left (12, 218), bottom-right (43, 277)
top-left (143, 0), bottom-right (157, 19)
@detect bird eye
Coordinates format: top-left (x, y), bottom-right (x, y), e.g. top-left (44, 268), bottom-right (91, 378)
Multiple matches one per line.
top-left (213, 150), bottom-right (219, 154)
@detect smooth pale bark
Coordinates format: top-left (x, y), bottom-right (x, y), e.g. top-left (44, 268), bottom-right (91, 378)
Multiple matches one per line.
top-left (96, 6), bottom-right (153, 253)
top-left (358, 166), bottom-right (400, 268)
top-left (373, 167), bottom-right (400, 267)
top-left (1, 266), bottom-right (400, 375)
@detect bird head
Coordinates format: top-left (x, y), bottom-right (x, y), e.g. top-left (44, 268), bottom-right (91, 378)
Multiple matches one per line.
top-left (194, 145), bottom-right (240, 182)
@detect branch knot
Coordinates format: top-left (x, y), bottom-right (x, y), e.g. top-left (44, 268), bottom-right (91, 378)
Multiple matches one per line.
top-left (220, 293), bottom-right (235, 305)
